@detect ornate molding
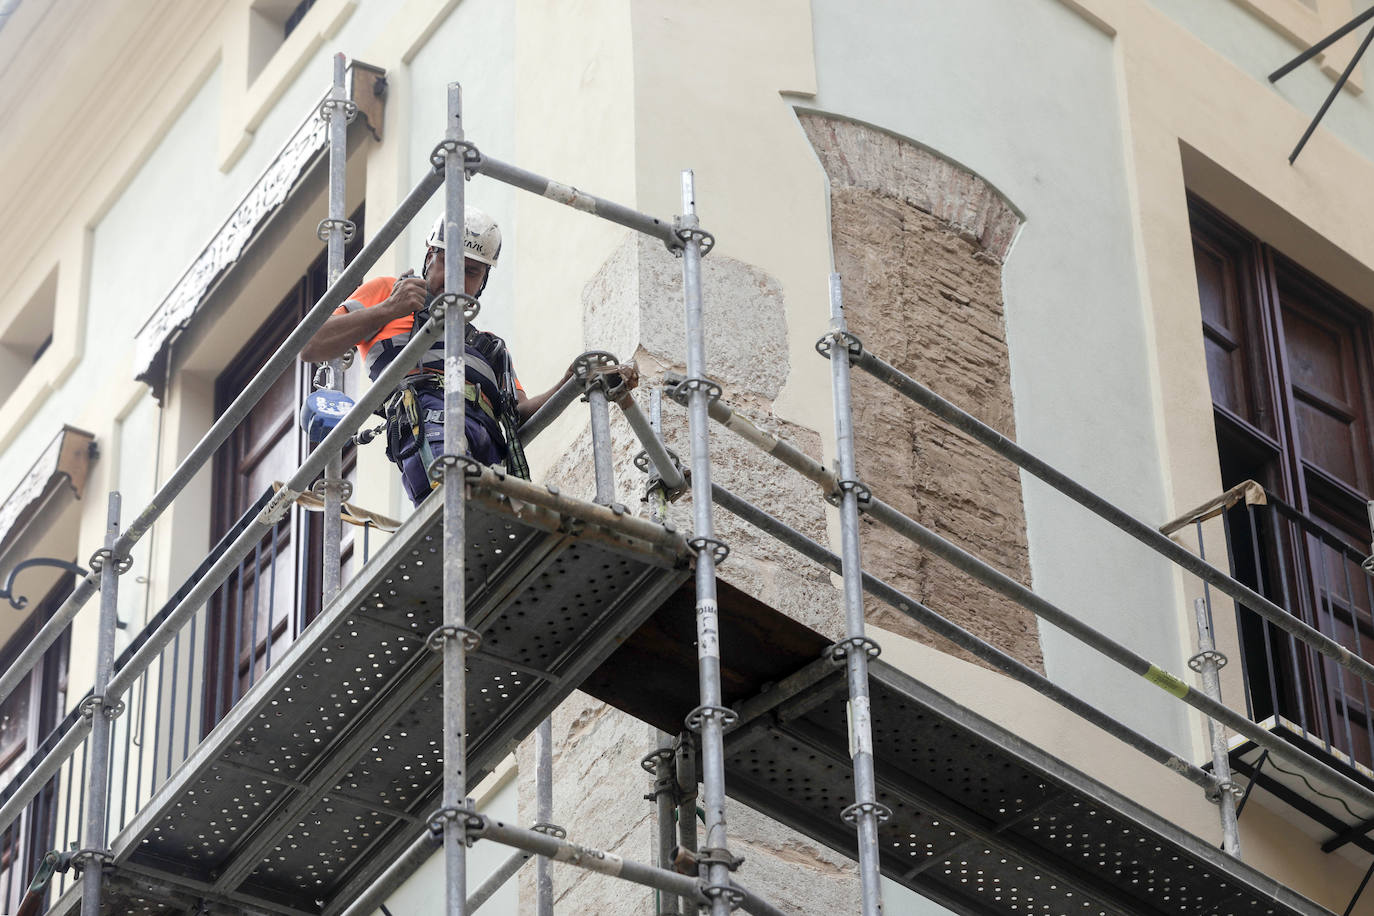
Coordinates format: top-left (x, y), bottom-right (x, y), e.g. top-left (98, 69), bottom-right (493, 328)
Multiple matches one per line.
top-left (133, 61), bottom-right (385, 394)
top-left (0, 425), bottom-right (96, 555)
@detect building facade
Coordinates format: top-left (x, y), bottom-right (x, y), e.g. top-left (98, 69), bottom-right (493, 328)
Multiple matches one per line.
top-left (1, 0), bottom-right (1374, 913)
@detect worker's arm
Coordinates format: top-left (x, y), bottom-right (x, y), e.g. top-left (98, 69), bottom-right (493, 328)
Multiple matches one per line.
top-left (515, 364), bottom-right (576, 424)
top-left (514, 361), bottom-right (639, 424)
top-left (299, 277), bottom-right (427, 363)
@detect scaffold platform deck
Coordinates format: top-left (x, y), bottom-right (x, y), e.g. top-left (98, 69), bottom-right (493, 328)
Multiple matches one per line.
top-left (53, 471), bottom-right (691, 916)
top-left (47, 467), bottom-right (1334, 916)
top-left (585, 588), bottom-right (1336, 916)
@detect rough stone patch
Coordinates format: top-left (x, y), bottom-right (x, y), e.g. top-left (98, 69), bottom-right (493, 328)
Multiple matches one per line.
top-left (799, 112), bottom-right (1023, 262)
top-left (583, 236), bottom-right (791, 400)
top-left (830, 185), bottom-right (1042, 672)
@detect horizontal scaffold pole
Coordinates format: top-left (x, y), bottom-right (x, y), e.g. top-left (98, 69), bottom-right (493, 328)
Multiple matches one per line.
top-left (848, 349), bottom-right (1374, 694)
top-left (0, 167), bottom-right (447, 715)
top-left (669, 383), bottom-right (1374, 816)
top-left (709, 483), bottom-right (1220, 795)
top-left (518, 374), bottom-right (583, 445)
top-left (616, 396), bottom-right (688, 493)
top-left (471, 817), bottom-right (789, 916)
top-left (471, 155), bottom-right (682, 251)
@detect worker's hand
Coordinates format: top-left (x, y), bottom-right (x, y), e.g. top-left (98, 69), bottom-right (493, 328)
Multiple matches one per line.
top-left (381, 271), bottom-right (428, 320)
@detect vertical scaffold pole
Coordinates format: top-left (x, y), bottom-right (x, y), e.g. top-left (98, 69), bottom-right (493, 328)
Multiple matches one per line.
top-left (678, 170), bottom-right (735, 916)
top-left (80, 493), bottom-right (124, 916)
top-left (321, 52), bottom-right (349, 606)
top-left (1191, 596), bottom-right (1242, 857)
top-left (826, 274), bottom-right (886, 915)
top-left (588, 382), bottom-right (616, 503)
top-left (441, 80), bottom-right (472, 916)
top-left (651, 732), bottom-right (679, 916)
top-left (534, 720), bottom-right (555, 916)
top-left (675, 733), bottom-right (698, 865)
top-left (646, 389), bottom-right (681, 916)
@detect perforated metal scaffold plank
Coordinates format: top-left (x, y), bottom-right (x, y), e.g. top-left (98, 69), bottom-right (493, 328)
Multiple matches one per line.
top-left (58, 470), bottom-right (690, 916)
top-left (586, 585), bottom-right (1335, 916)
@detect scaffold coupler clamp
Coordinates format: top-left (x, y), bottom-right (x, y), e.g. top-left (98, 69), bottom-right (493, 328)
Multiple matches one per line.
top-left (1187, 648), bottom-right (1228, 672)
top-left (1206, 779), bottom-right (1245, 804)
top-left (636, 445), bottom-right (688, 505)
top-left (87, 546), bottom-right (133, 577)
top-left (317, 95), bottom-right (358, 124)
top-left (699, 881), bottom-right (746, 910)
top-left (24, 848), bottom-right (77, 900)
top-left (429, 291), bottom-right (481, 324)
top-left (315, 217), bottom-right (357, 244)
top-left (661, 370), bottom-right (723, 408)
top-left (825, 636), bottom-right (882, 664)
top-left (427, 799), bottom-right (483, 846)
top-left (641, 746), bottom-right (678, 803)
top-left (670, 215), bottom-right (715, 258)
top-left (427, 453), bottom-right (485, 485)
top-left (574, 350), bottom-right (639, 401)
top-left (78, 693), bottom-right (126, 721)
top-left (68, 846), bottom-right (114, 876)
top-left (814, 328), bottom-right (864, 361)
top-left (688, 536), bottom-right (730, 567)
top-left (310, 476), bottom-right (354, 502)
top-left (698, 846), bottom-right (745, 873)
top-left (840, 800), bottom-right (893, 827)
top-left (425, 623), bottom-right (483, 653)
top-left (685, 704), bottom-right (739, 734)
top-left (825, 476), bottom-right (872, 510)
top-left (429, 138), bottom-right (483, 176)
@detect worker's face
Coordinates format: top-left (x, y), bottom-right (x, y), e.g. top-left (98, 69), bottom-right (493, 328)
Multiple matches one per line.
top-left (424, 247), bottom-right (489, 298)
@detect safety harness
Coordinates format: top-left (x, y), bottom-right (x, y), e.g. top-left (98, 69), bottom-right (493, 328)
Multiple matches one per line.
top-left (378, 304), bottom-right (530, 482)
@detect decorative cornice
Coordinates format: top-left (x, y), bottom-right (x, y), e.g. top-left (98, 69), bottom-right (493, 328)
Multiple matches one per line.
top-left (0, 425), bottom-right (96, 556)
top-left (133, 60), bottom-right (385, 395)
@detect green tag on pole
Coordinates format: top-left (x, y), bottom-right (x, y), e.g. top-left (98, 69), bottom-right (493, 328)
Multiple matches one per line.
top-left (1143, 665), bottom-right (1189, 699)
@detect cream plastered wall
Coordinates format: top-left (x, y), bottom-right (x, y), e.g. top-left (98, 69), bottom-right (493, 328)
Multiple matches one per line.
top-left (622, 0), bottom-right (1374, 910)
top-left (10, 0), bottom-right (1374, 908)
top-left (510, 0), bottom-right (640, 476)
top-left (0, 1), bottom-right (542, 906)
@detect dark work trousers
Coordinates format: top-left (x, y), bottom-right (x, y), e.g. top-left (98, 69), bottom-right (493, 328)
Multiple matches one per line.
top-left (391, 387), bottom-right (505, 506)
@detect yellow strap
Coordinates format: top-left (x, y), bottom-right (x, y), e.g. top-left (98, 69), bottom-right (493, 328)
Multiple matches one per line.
top-left (396, 379), bottom-right (496, 423)
top-left (464, 383), bottom-right (497, 422)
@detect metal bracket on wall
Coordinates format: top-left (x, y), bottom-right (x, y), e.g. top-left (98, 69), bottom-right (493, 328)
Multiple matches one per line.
top-left (1269, 5), bottom-right (1374, 163)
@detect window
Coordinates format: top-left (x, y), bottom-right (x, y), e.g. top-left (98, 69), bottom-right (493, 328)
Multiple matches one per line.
top-left (0, 575), bottom-right (72, 913)
top-left (0, 269), bottom-right (57, 401)
top-left (204, 210), bottom-right (363, 729)
top-left (246, 0), bottom-right (319, 84)
top-left (1192, 195), bottom-right (1374, 764)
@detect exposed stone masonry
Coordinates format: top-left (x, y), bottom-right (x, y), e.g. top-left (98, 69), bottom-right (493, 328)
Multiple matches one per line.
top-left (802, 112), bottom-right (1042, 673)
top-left (515, 114), bottom-right (1041, 912)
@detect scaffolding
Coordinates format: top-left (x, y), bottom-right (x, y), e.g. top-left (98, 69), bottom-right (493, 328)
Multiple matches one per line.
top-left (2, 58), bottom-right (1374, 916)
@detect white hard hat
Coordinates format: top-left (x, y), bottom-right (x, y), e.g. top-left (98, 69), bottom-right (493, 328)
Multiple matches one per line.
top-left (425, 207), bottom-right (501, 267)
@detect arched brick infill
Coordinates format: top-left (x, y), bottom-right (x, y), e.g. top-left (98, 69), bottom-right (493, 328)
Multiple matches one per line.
top-left (799, 111), bottom-right (1042, 672)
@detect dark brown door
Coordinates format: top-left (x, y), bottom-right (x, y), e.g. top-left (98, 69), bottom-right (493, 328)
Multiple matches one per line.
top-left (205, 212), bottom-right (362, 726)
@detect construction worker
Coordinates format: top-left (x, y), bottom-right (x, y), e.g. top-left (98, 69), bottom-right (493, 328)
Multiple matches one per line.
top-left (300, 208), bottom-right (573, 504)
